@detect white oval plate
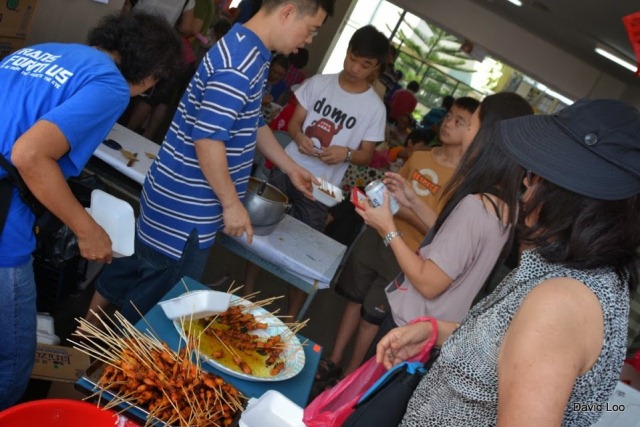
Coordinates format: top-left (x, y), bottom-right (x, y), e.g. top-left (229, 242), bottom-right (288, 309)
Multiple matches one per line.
top-left (173, 295), bottom-right (305, 382)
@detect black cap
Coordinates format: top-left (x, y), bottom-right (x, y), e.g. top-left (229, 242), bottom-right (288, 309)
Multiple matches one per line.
top-left (499, 99), bottom-right (640, 200)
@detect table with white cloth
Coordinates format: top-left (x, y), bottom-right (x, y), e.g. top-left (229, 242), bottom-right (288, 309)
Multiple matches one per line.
top-left (217, 215), bottom-right (346, 321)
top-left (92, 123), bottom-right (159, 185)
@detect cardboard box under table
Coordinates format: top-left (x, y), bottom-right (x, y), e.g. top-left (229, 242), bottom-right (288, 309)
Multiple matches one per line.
top-left (31, 344), bottom-right (90, 383)
top-left (75, 277), bottom-right (322, 422)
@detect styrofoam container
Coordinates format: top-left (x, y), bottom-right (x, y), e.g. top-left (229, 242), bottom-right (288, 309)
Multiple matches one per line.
top-left (239, 390), bottom-right (304, 427)
top-left (36, 313), bottom-right (60, 345)
top-left (88, 190), bottom-right (135, 257)
top-left (312, 178), bottom-right (344, 207)
top-left (159, 290), bottom-right (232, 321)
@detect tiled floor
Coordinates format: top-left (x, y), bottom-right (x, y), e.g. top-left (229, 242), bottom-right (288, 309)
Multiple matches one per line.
top-left (21, 238), bottom-right (352, 403)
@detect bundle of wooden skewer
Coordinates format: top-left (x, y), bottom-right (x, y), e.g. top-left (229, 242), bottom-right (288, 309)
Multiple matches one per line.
top-left (71, 310), bottom-right (244, 427)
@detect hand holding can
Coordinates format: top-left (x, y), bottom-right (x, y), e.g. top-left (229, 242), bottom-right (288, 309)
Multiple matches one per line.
top-left (365, 179), bottom-right (400, 214)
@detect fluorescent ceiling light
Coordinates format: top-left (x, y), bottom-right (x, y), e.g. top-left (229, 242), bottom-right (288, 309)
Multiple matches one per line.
top-left (544, 89), bottom-right (573, 106)
top-left (507, 0), bottom-right (523, 6)
top-left (594, 43), bottom-right (636, 72)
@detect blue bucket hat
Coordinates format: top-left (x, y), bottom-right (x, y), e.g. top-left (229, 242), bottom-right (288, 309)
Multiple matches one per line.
top-left (499, 99), bottom-right (640, 200)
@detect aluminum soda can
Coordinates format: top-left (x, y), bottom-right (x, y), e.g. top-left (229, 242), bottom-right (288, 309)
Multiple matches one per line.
top-left (365, 179), bottom-right (400, 214)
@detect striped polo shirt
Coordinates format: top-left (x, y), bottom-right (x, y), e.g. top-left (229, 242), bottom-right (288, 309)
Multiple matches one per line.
top-left (137, 24), bottom-right (269, 259)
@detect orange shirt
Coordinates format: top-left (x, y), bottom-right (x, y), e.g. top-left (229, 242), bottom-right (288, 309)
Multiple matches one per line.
top-left (394, 151), bottom-right (456, 251)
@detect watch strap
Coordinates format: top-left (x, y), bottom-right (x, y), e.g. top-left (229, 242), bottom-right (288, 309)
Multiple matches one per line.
top-left (383, 230), bottom-right (403, 246)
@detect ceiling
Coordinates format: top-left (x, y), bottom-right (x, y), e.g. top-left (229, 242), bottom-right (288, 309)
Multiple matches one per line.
top-left (465, 0), bottom-right (640, 86)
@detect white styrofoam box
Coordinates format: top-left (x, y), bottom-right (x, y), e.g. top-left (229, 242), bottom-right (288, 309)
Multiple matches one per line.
top-left (312, 177), bottom-right (344, 207)
top-left (239, 390), bottom-right (304, 427)
top-left (89, 189), bottom-right (135, 257)
top-left (36, 313), bottom-right (60, 345)
top-left (590, 381), bottom-right (640, 426)
top-left (159, 290), bottom-right (231, 321)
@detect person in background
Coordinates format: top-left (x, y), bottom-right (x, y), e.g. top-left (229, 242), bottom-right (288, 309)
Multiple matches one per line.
top-left (0, 12), bottom-right (180, 410)
top-left (272, 47), bottom-right (309, 105)
top-left (314, 97), bottom-right (479, 385)
top-left (122, 0), bottom-right (197, 142)
top-left (368, 66), bottom-right (386, 100)
top-left (189, 0), bottom-right (218, 66)
top-left (378, 44), bottom-right (397, 97)
top-left (383, 69), bottom-right (403, 112)
top-left (262, 54), bottom-right (290, 107)
top-left (388, 80), bottom-right (419, 123)
top-left (386, 112), bottom-right (413, 147)
top-left (421, 95), bottom-right (454, 129)
top-left (234, 0), bottom-right (262, 23)
top-left (377, 98), bottom-right (640, 426)
top-left (388, 128), bottom-right (435, 165)
top-left (88, 0), bottom-right (336, 325)
top-left (243, 25), bottom-right (389, 319)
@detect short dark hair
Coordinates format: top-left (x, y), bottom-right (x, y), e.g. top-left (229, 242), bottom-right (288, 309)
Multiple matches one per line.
top-left (405, 129), bottom-right (434, 146)
top-left (433, 93), bottom-right (533, 248)
top-left (289, 48), bottom-right (309, 69)
top-left (87, 12), bottom-right (181, 84)
top-left (407, 81), bottom-right (420, 92)
top-left (452, 96), bottom-right (480, 115)
top-left (213, 19), bottom-right (232, 39)
top-left (262, 0), bottom-right (335, 17)
top-left (348, 25), bottom-right (389, 70)
top-left (442, 95), bottom-right (454, 110)
top-left (520, 179), bottom-right (640, 291)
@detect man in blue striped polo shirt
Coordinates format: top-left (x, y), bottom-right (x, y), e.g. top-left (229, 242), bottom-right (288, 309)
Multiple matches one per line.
top-left (90, 0), bottom-right (336, 323)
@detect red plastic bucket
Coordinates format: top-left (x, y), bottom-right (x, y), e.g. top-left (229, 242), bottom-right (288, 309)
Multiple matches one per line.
top-left (0, 399), bottom-right (118, 427)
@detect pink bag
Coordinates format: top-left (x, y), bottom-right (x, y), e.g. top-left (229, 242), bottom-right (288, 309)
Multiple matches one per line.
top-left (303, 317), bottom-right (438, 427)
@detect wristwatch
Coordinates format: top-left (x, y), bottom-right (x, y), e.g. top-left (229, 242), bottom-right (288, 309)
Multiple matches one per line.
top-left (345, 147), bottom-right (352, 163)
top-left (383, 230), bottom-right (403, 246)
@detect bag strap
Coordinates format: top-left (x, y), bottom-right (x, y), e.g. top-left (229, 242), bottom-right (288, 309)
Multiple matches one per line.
top-left (0, 153), bottom-right (42, 215)
top-left (0, 154), bottom-right (29, 198)
top-left (406, 316), bottom-right (438, 364)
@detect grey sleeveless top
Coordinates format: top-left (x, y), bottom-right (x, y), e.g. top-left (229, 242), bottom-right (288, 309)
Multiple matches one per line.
top-left (401, 250), bottom-right (630, 427)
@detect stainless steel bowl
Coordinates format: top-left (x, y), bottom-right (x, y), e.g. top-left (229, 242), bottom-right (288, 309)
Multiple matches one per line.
top-left (243, 177), bottom-right (290, 227)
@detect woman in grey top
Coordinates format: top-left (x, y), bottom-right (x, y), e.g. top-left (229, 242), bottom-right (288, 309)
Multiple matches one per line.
top-left (358, 93), bottom-right (534, 328)
top-left (376, 99), bottom-right (640, 426)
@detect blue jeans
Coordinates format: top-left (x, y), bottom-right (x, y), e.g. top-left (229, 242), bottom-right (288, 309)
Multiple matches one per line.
top-left (97, 229), bottom-right (210, 324)
top-left (0, 259), bottom-right (36, 410)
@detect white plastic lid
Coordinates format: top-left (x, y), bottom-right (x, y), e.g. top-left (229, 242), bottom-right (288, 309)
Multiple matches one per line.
top-left (239, 390), bottom-right (305, 427)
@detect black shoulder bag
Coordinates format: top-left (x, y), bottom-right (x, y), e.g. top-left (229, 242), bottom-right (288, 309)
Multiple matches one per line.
top-left (0, 154), bottom-right (85, 265)
top-left (0, 154), bottom-right (46, 236)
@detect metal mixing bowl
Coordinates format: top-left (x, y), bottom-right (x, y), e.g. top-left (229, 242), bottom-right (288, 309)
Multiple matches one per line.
top-left (243, 177), bottom-right (290, 227)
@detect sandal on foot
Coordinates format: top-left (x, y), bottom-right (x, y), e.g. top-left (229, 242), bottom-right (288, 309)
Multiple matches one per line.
top-left (315, 357), bottom-right (342, 381)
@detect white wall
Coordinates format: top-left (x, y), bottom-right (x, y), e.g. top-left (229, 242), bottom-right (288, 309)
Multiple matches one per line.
top-left (391, 0), bottom-right (633, 103)
top-left (27, 0), bottom-right (122, 45)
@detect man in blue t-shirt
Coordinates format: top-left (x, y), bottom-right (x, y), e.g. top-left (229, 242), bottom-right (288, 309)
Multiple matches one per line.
top-left (0, 13), bottom-right (180, 410)
top-left (91, 0), bottom-right (336, 324)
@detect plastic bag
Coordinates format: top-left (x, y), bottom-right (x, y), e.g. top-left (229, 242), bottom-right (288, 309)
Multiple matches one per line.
top-left (343, 348), bottom-right (440, 427)
top-left (303, 317), bottom-right (438, 427)
top-left (303, 355), bottom-right (387, 427)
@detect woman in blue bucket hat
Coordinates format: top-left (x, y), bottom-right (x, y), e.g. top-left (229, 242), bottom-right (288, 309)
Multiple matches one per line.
top-left (375, 99), bottom-right (640, 426)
